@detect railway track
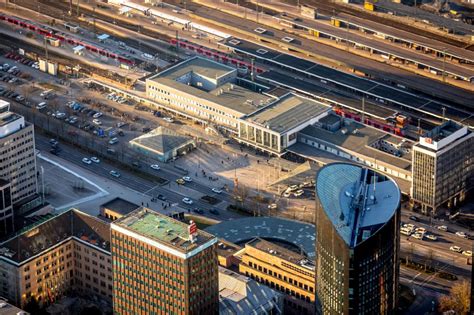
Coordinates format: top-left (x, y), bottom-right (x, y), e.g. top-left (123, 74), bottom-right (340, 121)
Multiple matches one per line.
top-left (298, 0), bottom-right (468, 48)
top-left (13, 0), bottom-right (177, 62)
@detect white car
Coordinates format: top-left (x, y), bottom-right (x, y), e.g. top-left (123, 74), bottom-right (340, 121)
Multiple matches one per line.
top-left (425, 234), bottom-right (437, 241)
top-left (437, 225), bottom-right (448, 231)
top-left (90, 157), bottom-right (100, 163)
top-left (182, 197), bottom-right (193, 205)
top-left (82, 158), bottom-right (91, 165)
top-left (183, 176), bottom-right (192, 182)
top-left (163, 117), bottom-right (174, 123)
top-left (462, 250), bottom-right (472, 257)
top-left (293, 189), bottom-right (304, 197)
top-left (415, 227), bottom-right (426, 234)
top-left (93, 112), bottom-right (103, 118)
top-left (455, 231), bottom-right (468, 238)
top-left (150, 164), bottom-right (161, 170)
top-left (412, 233), bottom-right (424, 240)
top-left (283, 191), bottom-right (291, 198)
top-left (212, 188), bottom-right (222, 194)
top-left (268, 203), bottom-right (277, 209)
top-left (92, 119), bottom-right (102, 125)
top-left (450, 246), bottom-right (462, 253)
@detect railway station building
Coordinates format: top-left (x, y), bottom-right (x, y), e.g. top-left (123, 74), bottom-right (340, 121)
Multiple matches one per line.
top-left (146, 57), bottom-right (274, 133)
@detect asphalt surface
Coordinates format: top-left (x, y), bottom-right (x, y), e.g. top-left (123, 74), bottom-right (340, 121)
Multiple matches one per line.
top-left (35, 135), bottom-right (233, 215)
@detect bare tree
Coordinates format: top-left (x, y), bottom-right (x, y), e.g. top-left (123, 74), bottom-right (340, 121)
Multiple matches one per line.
top-left (438, 280), bottom-right (470, 314)
top-left (232, 184), bottom-right (249, 208)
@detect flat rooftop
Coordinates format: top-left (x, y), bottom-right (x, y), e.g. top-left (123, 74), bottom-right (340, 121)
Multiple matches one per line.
top-left (148, 57), bottom-right (273, 115)
top-left (298, 120), bottom-right (412, 171)
top-left (422, 120), bottom-right (463, 142)
top-left (152, 56), bottom-right (235, 82)
top-left (100, 197), bottom-right (140, 216)
top-left (0, 209), bottom-right (110, 264)
top-left (205, 217), bottom-right (315, 259)
top-left (113, 208), bottom-right (216, 253)
top-left (243, 93), bottom-right (329, 133)
top-left (316, 163), bottom-right (400, 247)
top-left (246, 237), bottom-right (315, 272)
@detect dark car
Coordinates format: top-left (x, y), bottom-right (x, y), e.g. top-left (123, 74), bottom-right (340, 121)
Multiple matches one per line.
top-left (193, 208), bottom-right (204, 214)
top-left (209, 208), bottom-right (220, 215)
top-left (409, 215), bottom-right (420, 222)
top-left (157, 194), bottom-right (167, 201)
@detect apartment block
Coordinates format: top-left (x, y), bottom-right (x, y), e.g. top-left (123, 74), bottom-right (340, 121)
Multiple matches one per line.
top-left (0, 209), bottom-right (112, 308)
top-left (111, 208), bottom-right (219, 315)
top-left (239, 237), bottom-right (315, 314)
top-left (411, 121), bottom-right (473, 214)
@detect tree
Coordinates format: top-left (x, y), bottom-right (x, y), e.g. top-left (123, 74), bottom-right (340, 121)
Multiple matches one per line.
top-left (438, 280), bottom-right (470, 314)
top-left (232, 183), bottom-right (249, 208)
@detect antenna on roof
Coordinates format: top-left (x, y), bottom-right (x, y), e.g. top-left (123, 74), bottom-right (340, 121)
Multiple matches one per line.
top-left (372, 163), bottom-right (377, 204)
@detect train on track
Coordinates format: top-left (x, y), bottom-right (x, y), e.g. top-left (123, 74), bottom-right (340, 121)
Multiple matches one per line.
top-left (120, 1), bottom-right (232, 39)
top-left (0, 14), bottom-right (135, 65)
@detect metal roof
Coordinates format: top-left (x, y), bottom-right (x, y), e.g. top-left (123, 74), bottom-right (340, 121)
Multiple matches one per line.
top-left (316, 163), bottom-right (400, 247)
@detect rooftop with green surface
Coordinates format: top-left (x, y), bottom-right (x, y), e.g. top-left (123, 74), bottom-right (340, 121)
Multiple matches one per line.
top-left (113, 208), bottom-right (216, 253)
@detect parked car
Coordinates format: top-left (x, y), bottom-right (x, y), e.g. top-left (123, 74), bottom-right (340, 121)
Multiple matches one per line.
top-left (176, 178), bottom-right (185, 185)
top-left (437, 225), bottom-right (448, 232)
top-left (293, 189), bottom-right (304, 197)
top-left (209, 208), bottom-right (220, 215)
top-left (183, 176), bottom-right (192, 182)
top-left (412, 233), bottom-right (424, 240)
top-left (163, 117), bottom-right (174, 123)
top-left (93, 111), bottom-right (103, 118)
top-left (449, 246), bottom-right (462, 253)
top-left (157, 194), bottom-right (166, 201)
top-left (193, 208), bottom-right (204, 214)
top-left (108, 137), bottom-right (119, 145)
top-left (150, 164), bottom-right (160, 170)
top-left (212, 188), bottom-right (222, 194)
top-left (425, 234), bottom-right (437, 241)
top-left (409, 216), bottom-right (420, 222)
top-left (462, 250), bottom-right (472, 257)
top-left (49, 139), bottom-right (58, 146)
top-left (92, 119), bottom-right (102, 125)
top-left (90, 157), bottom-right (100, 163)
top-left (82, 158), bottom-right (92, 165)
top-left (455, 231), bottom-right (468, 238)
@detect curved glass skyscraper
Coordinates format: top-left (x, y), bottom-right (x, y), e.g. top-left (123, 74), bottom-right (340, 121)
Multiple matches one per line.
top-left (315, 163), bottom-right (401, 314)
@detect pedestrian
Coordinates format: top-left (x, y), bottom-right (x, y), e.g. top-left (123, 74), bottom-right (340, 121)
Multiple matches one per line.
top-left (257, 160), bottom-right (260, 164)
top-left (141, 202), bottom-right (144, 206)
top-left (146, 203), bottom-right (149, 207)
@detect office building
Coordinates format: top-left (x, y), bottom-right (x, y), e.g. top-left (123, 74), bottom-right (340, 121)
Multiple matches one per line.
top-left (0, 209), bottom-right (112, 308)
top-left (111, 208), bottom-right (219, 314)
top-left (146, 57), bottom-right (274, 132)
top-left (0, 101), bottom-right (37, 235)
top-left (218, 266), bottom-right (284, 314)
top-left (411, 121), bottom-right (473, 214)
top-left (239, 238), bottom-right (315, 314)
top-left (315, 163), bottom-right (401, 314)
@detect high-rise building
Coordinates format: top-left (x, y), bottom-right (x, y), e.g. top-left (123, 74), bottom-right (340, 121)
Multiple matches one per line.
top-left (0, 100), bottom-right (37, 235)
top-left (314, 163), bottom-right (401, 315)
top-left (411, 121), bottom-right (473, 215)
top-left (111, 208), bottom-right (219, 315)
top-left (0, 209), bottom-right (112, 308)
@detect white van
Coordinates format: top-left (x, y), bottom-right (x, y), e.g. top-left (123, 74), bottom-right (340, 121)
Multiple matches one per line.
top-left (36, 102), bottom-right (47, 110)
